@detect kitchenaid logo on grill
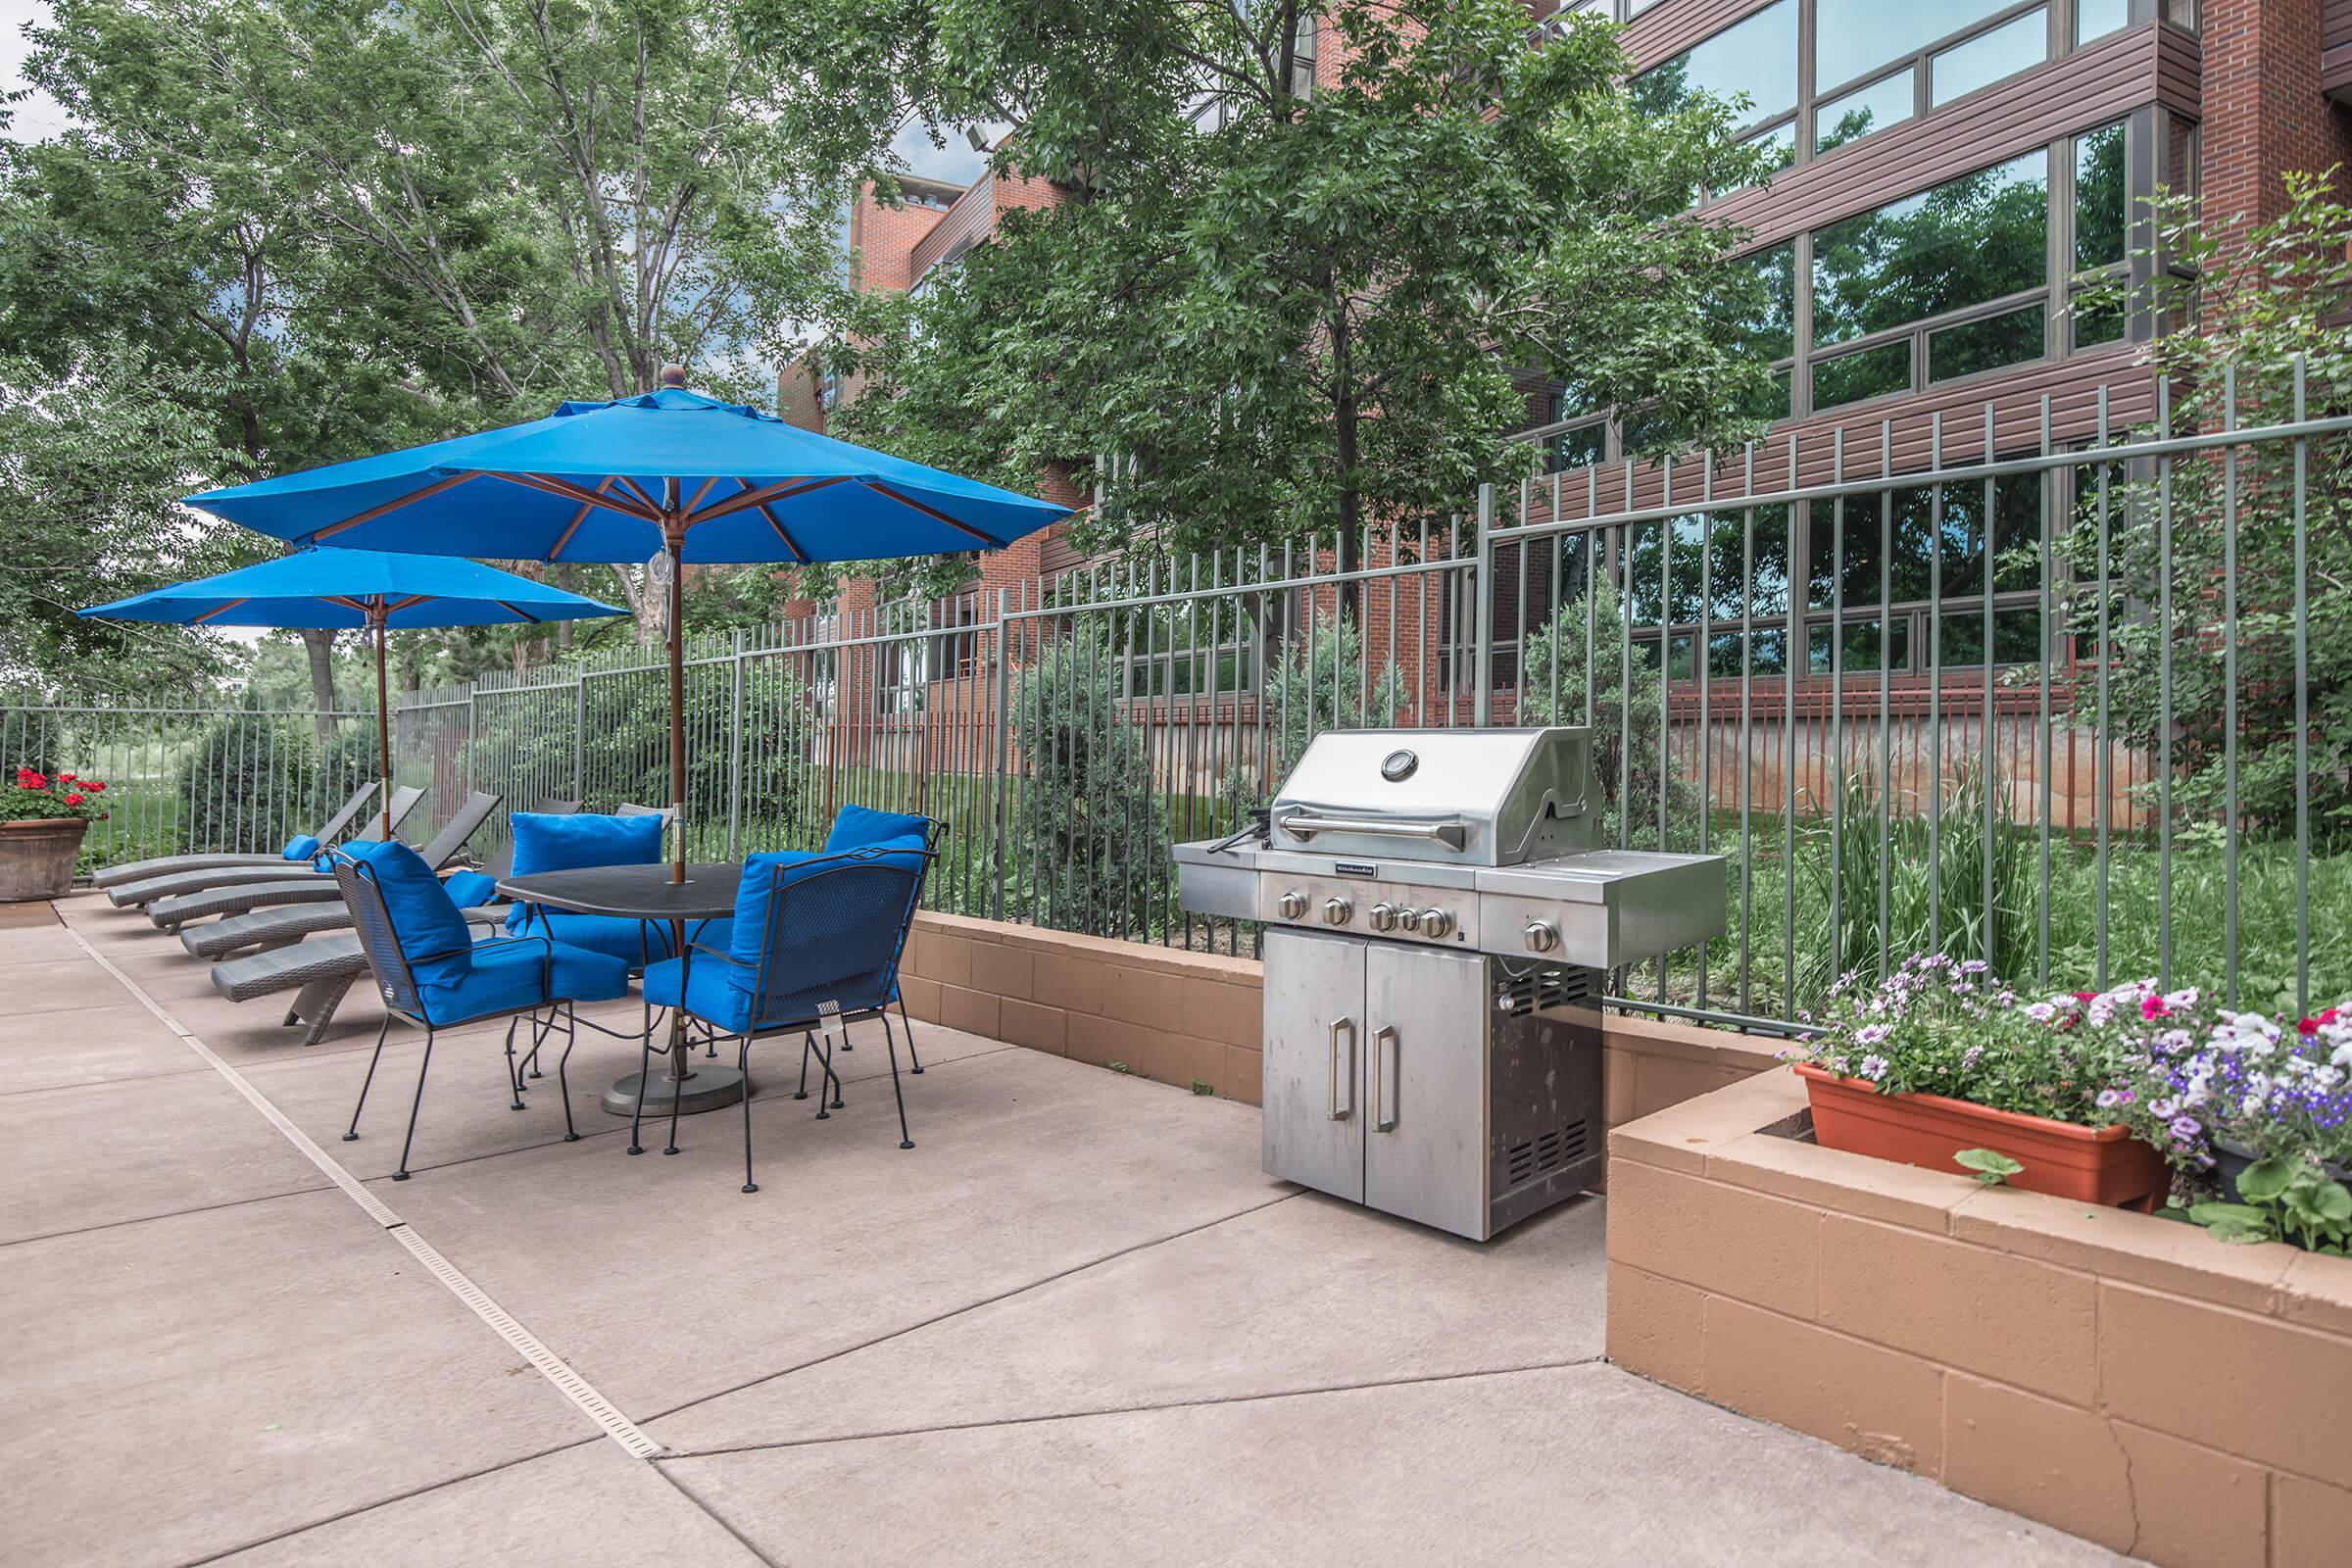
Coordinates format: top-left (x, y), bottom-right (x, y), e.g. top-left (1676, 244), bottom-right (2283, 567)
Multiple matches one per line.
top-left (1332, 860), bottom-right (1380, 878)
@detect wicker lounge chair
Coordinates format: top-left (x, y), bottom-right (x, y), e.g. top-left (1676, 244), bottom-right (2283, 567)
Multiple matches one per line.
top-left (106, 786), bottom-right (425, 908)
top-left (147, 790), bottom-right (499, 933)
top-left (87, 782), bottom-right (380, 889)
top-left (180, 799), bottom-right (581, 959)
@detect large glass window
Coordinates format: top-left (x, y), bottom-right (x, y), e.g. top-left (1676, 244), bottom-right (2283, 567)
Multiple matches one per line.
top-left (1815, 68), bottom-right (1914, 156)
top-left (1812, 340), bottom-right (1912, 410)
top-left (1810, 150), bottom-right (2048, 346)
top-left (1929, 303), bottom-right (2045, 382)
top-left (2076, 0), bottom-right (2130, 43)
top-left (1630, 0), bottom-right (1797, 130)
top-left (1814, 0), bottom-right (2016, 94)
top-left (2074, 121), bottom-right (2128, 270)
top-left (1930, 7), bottom-right (2046, 106)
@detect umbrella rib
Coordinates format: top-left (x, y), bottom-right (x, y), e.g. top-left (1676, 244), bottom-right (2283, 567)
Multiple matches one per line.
top-left (189, 599), bottom-right (251, 624)
top-left (859, 480), bottom-right (1002, 547)
top-left (684, 474), bottom-right (846, 527)
top-left (496, 599), bottom-right (545, 623)
top-left (311, 472), bottom-right (482, 543)
top-left (736, 479), bottom-right (808, 564)
top-left (616, 476), bottom-right (664, 514)
top-left (551, 479), bottom-right (615, 559)
top-left (683, 476), bottom-right (720, 515)
top-left (472, 471), bottom-right (662, 521)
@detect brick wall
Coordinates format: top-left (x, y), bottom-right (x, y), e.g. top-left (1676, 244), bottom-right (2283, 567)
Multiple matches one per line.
top-left (1607, 1068), bottom-right (2352, 1568)
top-left (2202, 0), bottom-right (2352, 254)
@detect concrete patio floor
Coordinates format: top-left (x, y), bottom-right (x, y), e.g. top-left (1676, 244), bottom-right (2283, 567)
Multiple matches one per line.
top-left (4, 894), bottom-right (2130, 1568)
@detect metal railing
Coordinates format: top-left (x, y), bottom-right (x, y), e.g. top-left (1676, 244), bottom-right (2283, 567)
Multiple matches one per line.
top-left (9, 370), bottom-right (2342, 1028)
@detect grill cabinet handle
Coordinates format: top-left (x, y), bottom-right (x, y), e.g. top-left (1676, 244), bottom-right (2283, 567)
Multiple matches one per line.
top-left (1372, 1025), bottom-right (1399, 1132)
top-left (1327, 1018), bottom-right (1356, 1121)
top-left (1276, 811), bottom-right (1468, 852)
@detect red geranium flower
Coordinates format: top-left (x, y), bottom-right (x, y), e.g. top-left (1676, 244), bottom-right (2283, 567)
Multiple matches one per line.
top-left (56, 771), bottom-right (74, 782)
top-left (14, 769), bottom-right (46, 790)
top-left (82, 780), bottom-right (106, 792)
top-left (62, 793), bottom-right (85, 807)
top-left (2300, 1018), bottom-right (2321, 1036)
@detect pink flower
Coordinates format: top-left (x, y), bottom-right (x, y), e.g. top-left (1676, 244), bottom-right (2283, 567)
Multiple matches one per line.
top-left (2142, 996), bottom-right (2169, 1020)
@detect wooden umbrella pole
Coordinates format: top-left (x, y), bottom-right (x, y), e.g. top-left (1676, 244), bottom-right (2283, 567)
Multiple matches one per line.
top-left (666, 528), bottom-right (687, 884)
top-left (372, 605), bottom-right (393, 840)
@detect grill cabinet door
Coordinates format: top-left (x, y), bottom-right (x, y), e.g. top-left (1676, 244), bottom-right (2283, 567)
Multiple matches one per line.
top-left (1260, 928), bottom-right (1365, 1202)
top-left (1364, 944), bottom-right (1490, 1239)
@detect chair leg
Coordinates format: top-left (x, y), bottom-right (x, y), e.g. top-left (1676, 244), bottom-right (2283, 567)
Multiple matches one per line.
top-left (897, 997), bottom-right (923, 1073)
top-left (883, 1008), bottom-right (915, 1151)
top-left (628, 997), bottom-right (656, 1156)
top-left (795, 1031), bottom-right (813, 1101)
top-left (557, 1005), bottom-right (582, 1142)
top-left (392, 1028), bottom-right (438, 1181)
top-left (343, 1015), bottom-right (391, 1142)
top-left (663, 1022), bottom-right (685, 1157)
top-left (503, 1017), bottom-right (526, 1110)
top-left (738, 1034), bottom-right (759, 1193)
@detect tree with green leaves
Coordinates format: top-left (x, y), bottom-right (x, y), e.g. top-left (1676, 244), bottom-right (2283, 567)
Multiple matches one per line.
top-left (801, 0), bottom-right (1778, 570)
top-left (0, 0), bottom-right (886, 698)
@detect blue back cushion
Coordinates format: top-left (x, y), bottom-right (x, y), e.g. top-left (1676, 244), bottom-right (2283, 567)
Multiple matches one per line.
top-left (281, 834), bottom-right (320, 861)
top-left (823, 805), bottom-right (930, 853)
top-left (726, 835), bottom-right (928, 994)
top-left (505, 812), bottom-right (664, 933)
top-left (340, 839), bottom-right (472, 985)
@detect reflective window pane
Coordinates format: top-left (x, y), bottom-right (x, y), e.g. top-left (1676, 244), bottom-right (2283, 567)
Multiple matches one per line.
top-left (2075, 122), bottom-right (2129, 270)
top-left (1740, 121), bottom-right (1798, 178)
top-left (1715, 243), bottom-right (1797, 363)
top-left (1546, 424), bottom-right (1605, 472)
top-left (1929, 303), bottom-right (2046, 381)
top-left (2077, 0), bottom-right (2130, 42)
top-left (2071, 291), bottom-right (2126, 347)
top-left (1812, 340), bottom-right (1913, 410)
top-left (1815, 68), bottom-right (1914, 155)
top-left (1931, 8), bottom-right (2048, 106)
top-left (1814, 0), bottom-right (2010, 93)
top-left (1631, 0), bottom-right (1798, 126)
top-left (1811, 150), bottom-right (2047, 344)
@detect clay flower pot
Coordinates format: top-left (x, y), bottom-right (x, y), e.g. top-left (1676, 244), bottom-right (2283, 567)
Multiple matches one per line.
top-left (1794, 1061), bottom-right (2169, 1210)
top-left (0, 817), bottom-right (91, 903)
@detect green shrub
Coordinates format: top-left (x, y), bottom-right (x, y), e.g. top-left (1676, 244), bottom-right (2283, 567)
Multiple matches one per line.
top-left (174, 713), bottom-right (321, 853)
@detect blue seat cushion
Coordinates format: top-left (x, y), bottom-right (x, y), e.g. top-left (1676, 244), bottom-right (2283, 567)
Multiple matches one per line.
top-left (337, 840), bottom-right (473, 989)
top-left (724, 836), bottom-right (928, 981)
top-left (441, 869), bottom-right (498, 907)
top-left (642, 953), bottom-right (893, 1036)
top-left (418, 937), bottom-right (630, 1027)
top-left (281, 833), bottom-right (320, 861)
top-left (509, 811), bottom-right (664, 877)
top-left (824, 805), bottom-right (930, 853)
top-left (508, 908), bottom-right (677, 968)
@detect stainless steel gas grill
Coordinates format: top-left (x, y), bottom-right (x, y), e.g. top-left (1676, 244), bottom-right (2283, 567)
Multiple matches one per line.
top-left (1174, 727), bottom-right (1727, 1241)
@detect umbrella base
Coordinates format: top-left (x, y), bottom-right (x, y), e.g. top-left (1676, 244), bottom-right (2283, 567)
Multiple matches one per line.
top-left (601, 1063), bottom-right (746, 1118)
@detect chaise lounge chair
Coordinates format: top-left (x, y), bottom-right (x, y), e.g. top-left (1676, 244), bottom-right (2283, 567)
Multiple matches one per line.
top-left (106, 786), bottom-right (426, 909)
top-left (145, 790), bottom-right (499, 933)
top-left (89, 781), bottom-right (382, 889)
top-left (180, 799), bottom-right (580, 960)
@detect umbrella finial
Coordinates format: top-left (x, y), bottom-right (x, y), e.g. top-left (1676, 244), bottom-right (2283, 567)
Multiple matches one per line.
top-left (658, 365), bottom-right (688, 389)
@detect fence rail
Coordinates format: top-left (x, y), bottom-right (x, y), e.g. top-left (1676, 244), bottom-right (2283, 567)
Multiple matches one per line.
top-left (9, 371), bottom-right (2343, 1029)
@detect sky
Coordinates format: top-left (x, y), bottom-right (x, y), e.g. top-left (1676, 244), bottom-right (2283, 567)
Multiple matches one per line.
top-left (1, 0), bottom-right (65, 142)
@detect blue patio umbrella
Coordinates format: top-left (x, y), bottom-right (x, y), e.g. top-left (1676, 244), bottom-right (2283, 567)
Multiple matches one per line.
top-left (82, 548), bottom-right (627, 837)
top-left (178, 368), bottom-right (1073, 879)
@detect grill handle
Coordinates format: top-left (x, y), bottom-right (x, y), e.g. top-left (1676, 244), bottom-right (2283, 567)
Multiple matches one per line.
top-left (1328, 1018), bottom-right (1356, 1121)
top-left (1276, 811), bottom-right (1467, 852)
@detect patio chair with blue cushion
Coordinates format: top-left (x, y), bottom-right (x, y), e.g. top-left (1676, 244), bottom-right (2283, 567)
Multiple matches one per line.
top-left (500, 806), bottom-right (699, 968)
top-left (637, 830), bottom-right (937, 1193)
top-left (331, 840), bottom-right (631, 1181)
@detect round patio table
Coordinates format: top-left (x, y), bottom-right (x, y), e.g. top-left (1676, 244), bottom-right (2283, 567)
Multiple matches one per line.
top-left (497, 861), bottom-right (744, 1120)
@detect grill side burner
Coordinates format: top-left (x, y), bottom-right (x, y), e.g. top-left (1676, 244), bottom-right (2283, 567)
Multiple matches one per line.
top-left (1175, 726), bottom-right (1727, 1241)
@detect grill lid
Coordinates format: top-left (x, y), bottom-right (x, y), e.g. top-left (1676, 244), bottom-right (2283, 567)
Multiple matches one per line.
top-left (1268, 727), bottom-right (1597, 866)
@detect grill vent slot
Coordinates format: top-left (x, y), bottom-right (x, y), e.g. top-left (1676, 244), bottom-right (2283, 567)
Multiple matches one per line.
top-left (1498, 964), bottom-right (1591, 1017)
top-left (1504, 1118), bottom-right (1590, 1189)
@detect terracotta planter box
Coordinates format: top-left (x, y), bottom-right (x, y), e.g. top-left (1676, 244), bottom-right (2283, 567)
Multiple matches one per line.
top-left (1794, 1061), bottom-right (2169, 1211)
top-left (0, 817), bottom-right (90, 903)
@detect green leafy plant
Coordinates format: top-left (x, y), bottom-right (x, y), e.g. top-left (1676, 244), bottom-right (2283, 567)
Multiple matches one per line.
top-left (2188, 1155), bottom-right (2352, 1254)
top-left (1954, 1149), bottom-right (2024, 1187)
top-left (3, 764), bottom-right (110, 822)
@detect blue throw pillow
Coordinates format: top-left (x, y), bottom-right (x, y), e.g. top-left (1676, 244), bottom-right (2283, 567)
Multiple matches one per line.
top-left (337, 840), bottom-right (473, 986)
top-left (441, 869), bottom-right (499, 907)
top-left (281, 834), bottom-right (320, 861)
top-left (823, 804), bottom-right (931, 853)
top-left (724, 834), bottom-right (929, 991)
top-left (505, 811), bottom-right (665, 934)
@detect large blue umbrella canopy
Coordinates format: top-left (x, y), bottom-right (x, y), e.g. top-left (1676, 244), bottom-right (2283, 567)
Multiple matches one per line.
top-left (83, 548), bottom-right (626, 835)
top-left (176, 371), bottom-right (1073, 877)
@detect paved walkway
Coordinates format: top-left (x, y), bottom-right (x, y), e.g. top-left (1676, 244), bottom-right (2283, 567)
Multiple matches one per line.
top-left (3, 894), bottom-right (2126, 1567)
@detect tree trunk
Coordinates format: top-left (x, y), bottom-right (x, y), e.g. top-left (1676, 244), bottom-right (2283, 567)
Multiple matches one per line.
top-left (300, 628), bottom-right (339, 737)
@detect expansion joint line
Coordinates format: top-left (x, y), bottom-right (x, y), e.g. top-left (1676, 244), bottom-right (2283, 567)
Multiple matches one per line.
top-left (63, 924), bottom-right (664, 1460)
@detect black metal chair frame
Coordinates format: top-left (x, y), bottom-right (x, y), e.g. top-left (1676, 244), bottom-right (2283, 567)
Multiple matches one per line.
top-left (636, 834), bottom-right (939, 1193)
top-left (332, 852), bottom-right (591, 1182)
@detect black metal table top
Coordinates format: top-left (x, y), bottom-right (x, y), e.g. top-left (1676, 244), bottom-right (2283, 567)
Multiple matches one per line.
top-left (496, 861), bottom-right (742, 922)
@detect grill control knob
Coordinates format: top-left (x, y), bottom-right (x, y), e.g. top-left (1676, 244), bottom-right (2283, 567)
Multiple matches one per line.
top-left (1524, 919), bottom-right (1561, 955)
top-left (1278, 891), bottom-right (1307, 921)
top-left (1419, 907), bottom-right (1455, 939)
top-left (1396, 906), bottom-right (1423, 933)
top-left (1368, 903), bottom-right (1398, 932)
top-left (1322, 896), bottom-right (1354, 926)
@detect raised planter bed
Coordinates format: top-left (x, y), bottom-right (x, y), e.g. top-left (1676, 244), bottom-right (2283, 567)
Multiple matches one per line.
top-left (1794, 1061), bottom-right (2169, 1210)
top-left (1607, 1067), bottom-right (2352, 1567)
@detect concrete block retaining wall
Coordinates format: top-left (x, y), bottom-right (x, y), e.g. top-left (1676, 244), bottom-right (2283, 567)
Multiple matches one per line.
top-left (1606, 1068), bottom-right (2352, 1568)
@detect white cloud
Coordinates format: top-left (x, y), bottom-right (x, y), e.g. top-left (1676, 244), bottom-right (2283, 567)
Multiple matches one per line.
top-left (2, 0), bottom-right (69, 142)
